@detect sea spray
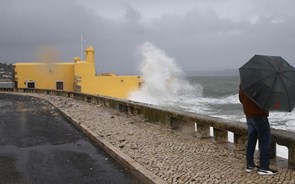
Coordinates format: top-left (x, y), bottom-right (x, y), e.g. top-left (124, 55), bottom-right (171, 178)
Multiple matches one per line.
top-left (128, 42), bottom-right (201, 105)
top-left (129, 49), bottom-right (293, 158)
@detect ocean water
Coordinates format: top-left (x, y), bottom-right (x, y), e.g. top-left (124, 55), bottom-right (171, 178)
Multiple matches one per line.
top-left (129, 42), bottom-right (295, 133)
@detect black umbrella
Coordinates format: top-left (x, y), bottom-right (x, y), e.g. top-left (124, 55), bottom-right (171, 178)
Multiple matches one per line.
top-left (239, 55), bottom-right (295, 112)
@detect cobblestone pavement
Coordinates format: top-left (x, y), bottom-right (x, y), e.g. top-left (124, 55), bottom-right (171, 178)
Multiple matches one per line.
top-left (10, 93), bottom-right (295, 183)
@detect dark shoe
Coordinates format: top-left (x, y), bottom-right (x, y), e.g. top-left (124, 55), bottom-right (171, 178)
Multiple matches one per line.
top-left (246, 166), bottom-right (258, 173)
top-left (257, 168), bottom-right (277, 175)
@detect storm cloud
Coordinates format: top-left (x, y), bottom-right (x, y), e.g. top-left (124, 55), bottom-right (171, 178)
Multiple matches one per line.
top-left (1, 0), bottom-right (295, 74)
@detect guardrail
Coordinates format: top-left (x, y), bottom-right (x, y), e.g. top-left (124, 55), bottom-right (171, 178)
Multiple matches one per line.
top-left (1, 87), bottom-right (295, 168)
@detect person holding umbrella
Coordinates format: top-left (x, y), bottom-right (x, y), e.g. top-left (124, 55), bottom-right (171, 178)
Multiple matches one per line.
top-left (239, 88), bottom-right (277, 175)
top-left (239, 55), bottom-right (295, 175)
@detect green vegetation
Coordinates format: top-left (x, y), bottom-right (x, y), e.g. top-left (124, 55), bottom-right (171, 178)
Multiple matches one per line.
top-left (0, 62), bottom-right (13, 81)
top-left (0, 62), bottom-right (12, 72)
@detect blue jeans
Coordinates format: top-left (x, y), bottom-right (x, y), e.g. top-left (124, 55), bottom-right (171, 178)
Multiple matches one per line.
top-left (246, 117), bottom-right (271, 170)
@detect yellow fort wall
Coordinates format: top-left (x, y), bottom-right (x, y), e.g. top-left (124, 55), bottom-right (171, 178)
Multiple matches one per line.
top-left (85, 75), bottom-right (141, 99)
top-left (13, 47), bottom-right (142, 99)
top-left (14, 63), bottom-right (74, 91)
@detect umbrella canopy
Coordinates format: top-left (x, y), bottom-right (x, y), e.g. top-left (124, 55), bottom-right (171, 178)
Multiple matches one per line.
top-left (239, 55), bottom-right (295, 112)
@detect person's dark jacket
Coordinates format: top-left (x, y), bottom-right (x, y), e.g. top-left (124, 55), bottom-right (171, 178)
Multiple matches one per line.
top-left (239, 89), bottom-right (269, 118)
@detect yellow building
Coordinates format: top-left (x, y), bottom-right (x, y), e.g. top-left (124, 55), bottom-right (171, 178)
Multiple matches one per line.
top-left (13, 47), bottom-right (142, 99)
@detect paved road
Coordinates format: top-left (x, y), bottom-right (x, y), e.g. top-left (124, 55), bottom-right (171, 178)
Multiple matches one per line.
top-left (0, 94), bottom-right (139, 184)
top-left (38, 93), bottom-right (295, 184)
top-left (2, 92), bottom-right (295, 184)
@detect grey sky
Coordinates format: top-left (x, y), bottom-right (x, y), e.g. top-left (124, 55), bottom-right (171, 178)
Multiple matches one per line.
top-left (1, 0), bottom-right (295, 74)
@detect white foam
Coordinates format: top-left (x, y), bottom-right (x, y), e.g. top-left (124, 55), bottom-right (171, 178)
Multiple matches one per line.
top-left (128, 42), bottom-right (293, 159)
top-left (128, 42), bottom-right (200, 105)
top-left (189, 94), bottom-right (239, 105)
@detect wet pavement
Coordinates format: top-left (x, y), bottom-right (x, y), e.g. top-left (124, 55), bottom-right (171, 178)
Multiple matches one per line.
top-left (2, 92), bottom-right (295, 184)
top-left (0, 94), bottom-right (139, 184)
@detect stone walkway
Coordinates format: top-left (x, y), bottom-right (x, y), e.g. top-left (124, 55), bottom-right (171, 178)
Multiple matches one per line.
top-left (7, 93), bottom-right (295, 183)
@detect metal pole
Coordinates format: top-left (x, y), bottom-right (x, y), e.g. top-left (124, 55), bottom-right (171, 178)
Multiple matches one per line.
top-left (80, 33), bottom-right (88, 60)
top-left (80, 33), bottom-right (83, 60)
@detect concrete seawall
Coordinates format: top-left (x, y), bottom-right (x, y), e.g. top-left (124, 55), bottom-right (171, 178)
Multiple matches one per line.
top-left (1, 89), bottom-right (295, 183)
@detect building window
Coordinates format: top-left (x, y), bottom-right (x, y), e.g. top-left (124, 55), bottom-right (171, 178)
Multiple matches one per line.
top-left (14, 81), bottom-right (18, 88)
top-left (56, 81), bottom-right (64, 90)
top-left (27, 81), bottom-right (35, 89)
